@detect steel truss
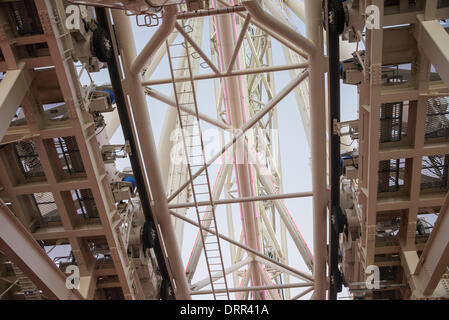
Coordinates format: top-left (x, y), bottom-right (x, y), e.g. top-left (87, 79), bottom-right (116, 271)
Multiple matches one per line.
top-left (123, 0), bottom-right (328, 300)
top-left (0, 0), bottom-right (329, 300)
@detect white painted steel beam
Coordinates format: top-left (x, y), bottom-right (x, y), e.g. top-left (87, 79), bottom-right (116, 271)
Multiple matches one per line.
top-left (191, 257), bottom-right (251, 291)
top-left (190, 281), bottom-right (313, 295)
top-left (112, 6), bottom-right (191, 299)
top-left (168, 192), bottom-right (313, 209)
top-left (170, 209), bottom-right (314, 282)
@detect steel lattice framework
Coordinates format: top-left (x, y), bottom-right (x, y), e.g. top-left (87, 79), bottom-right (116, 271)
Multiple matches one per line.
top-left (0, 0), bottom-right (449, 301)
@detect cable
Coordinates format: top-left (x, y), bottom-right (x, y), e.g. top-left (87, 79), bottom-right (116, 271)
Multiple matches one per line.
top-left (144, 0), bottom-right (163, 12)
top-left (95, 125), bottom-right (106, 136)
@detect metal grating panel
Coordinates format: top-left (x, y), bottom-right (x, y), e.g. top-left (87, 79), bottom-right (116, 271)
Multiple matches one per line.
top-left (438, 0), bottom-right (449, 8)
top-left (7, 0), bottom-right (43, 36)
top-left (425, 96), bottom-right (449, 139)
top-left (32, 192), bottom-right (60, 223)
top-left (53, 136), bottom-right (85, 175)
top-left (14, 140), bottom-right (45, 179)
top-left (73, 189), bottom-right (99, 219)
top-left (379, 102), bottom-right (405, 143)
top-left (378, 159), bottom-right (406, 193)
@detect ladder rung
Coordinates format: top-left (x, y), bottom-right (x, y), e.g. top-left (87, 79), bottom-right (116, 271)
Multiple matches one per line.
top-left (193, 182), bottom-right (209, 186)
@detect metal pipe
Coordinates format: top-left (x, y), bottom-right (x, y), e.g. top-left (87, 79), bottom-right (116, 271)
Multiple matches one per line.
top-left (253, 256), bottom-right (312, 282)
top-left (282, 0), bottom-right (355, 59)
top-left (176, 6), bottom-right (246, 19)
top-left (112, 6), bottom-right (191, 299)
top-left (226, 15), bottom-right (251, 74)
top-left (305, 0), bottom-right (328, 300)
top-left (145, 87), bottom-right (230, 130)
top-left (242, 1), bottom-right (315, 55)
top-left (244, 0), bottom-right (328, 299)
top-left (291, 287), bottom-right (314, 300)
top-left (213, 0), bottom-right (307, 58)
top-left (168, 191), bottom-right (313, 209)
top-left (175, 22), bottom-right (220, 75)
top-left (191, 257), bottom-right (251, 291)
top-left (170, 209), bottom-right (314, 282)
top-left (167, 70), bottom-right (308, 203)
top-left (209, 2), bottom-right (276, 294)
top-left (130, 6), bottom-right (177, 75)
top-left (141, 63), bottom-right (308, 86)
top-left (190, 281), bottom-right (313, 295)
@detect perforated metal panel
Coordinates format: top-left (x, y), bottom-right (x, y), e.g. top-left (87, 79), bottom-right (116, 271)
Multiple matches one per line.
top-left (379, 102), bottom-right (405, 143)
top-left (32, 192), bottom-right (60, 223)
top-left (14, 141), bottom-right (45, 179)
top-left (425, 96), bottom-right (449, 139)
top-left (53, 137), bottom-right (85, 175)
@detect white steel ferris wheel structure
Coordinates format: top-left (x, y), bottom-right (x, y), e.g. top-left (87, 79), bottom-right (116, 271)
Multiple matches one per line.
top-left (110, 0), bottom-right (327, 300)
top-left (1, 0), bottom-right (449, 301)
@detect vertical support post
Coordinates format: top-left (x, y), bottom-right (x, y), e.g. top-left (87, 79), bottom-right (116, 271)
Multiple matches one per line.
top-left (214, 0), bottom-right (263, 296)
top-left (305, 0), bottom-right (328, 300)
top-left (111, 7), bottom-right (191, 300)
top-left (324, 0), bottom-right (343, 300)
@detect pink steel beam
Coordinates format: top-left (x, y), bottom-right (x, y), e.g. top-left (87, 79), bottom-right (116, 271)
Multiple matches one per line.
top-left (214, 0), bottom-right (263, 295)
top-left (0, 200), bottom-right (82, 300)
top-left (243, 0), bottom-right (327, 299)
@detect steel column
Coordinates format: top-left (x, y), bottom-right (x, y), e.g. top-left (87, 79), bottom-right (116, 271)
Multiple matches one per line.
top-left (111, 7), bottom-right (190, 299)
